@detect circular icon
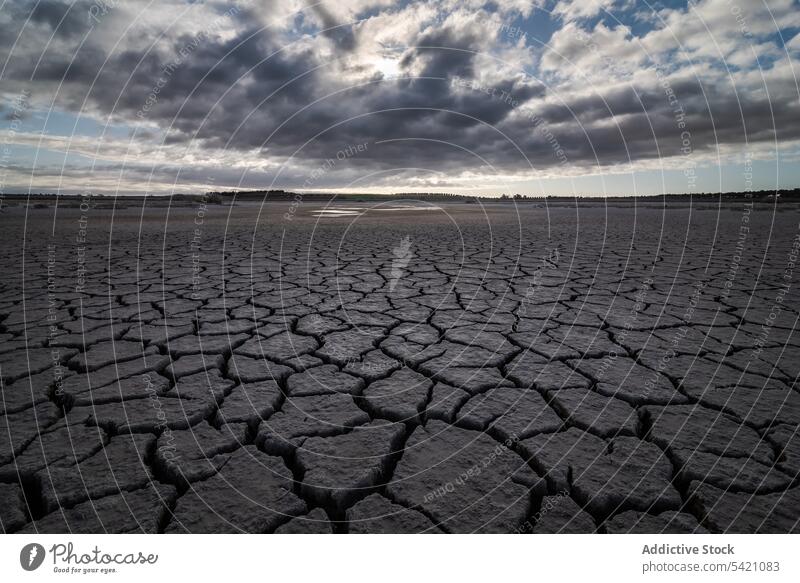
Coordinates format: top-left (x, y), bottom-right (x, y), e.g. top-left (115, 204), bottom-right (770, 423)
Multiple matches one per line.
top-left (20, 543), bottom-right (46, 571)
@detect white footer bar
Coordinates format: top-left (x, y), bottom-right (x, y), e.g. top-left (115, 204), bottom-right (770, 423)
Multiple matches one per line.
top-left (2, 534), bottom-right (796, 582)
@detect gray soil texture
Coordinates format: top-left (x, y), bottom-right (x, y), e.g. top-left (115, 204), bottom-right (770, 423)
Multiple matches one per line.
top-left (1, 200), bottom-right (798, 533)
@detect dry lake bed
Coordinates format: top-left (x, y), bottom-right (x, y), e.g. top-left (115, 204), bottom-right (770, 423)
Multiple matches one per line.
top-left (1, 200), bottom-right (799, 533)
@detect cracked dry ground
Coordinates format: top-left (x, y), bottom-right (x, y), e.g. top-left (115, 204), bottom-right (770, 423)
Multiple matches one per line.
top-left (1, 202), bottom-right (799, 534)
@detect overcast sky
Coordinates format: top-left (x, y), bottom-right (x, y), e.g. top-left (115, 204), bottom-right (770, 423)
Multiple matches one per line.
top-left (1, 0), bottom-right (799, 196)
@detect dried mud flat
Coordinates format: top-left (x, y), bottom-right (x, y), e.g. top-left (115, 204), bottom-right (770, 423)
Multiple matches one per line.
top-left (1, 200), bottom-right (799, 533)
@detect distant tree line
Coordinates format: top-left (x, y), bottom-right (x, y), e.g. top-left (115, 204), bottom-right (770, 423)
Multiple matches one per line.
top-left (201, 188), bottom-right (800, 202)
top-left (6, 187), bottom-right (800, 203)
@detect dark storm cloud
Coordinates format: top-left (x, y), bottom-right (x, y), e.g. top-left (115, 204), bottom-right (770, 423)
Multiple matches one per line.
top-left (29, 0), bottom-right (92, 38)
top-left (401, 28), bottom-right (479, 79)
top-left (310, 4), bottom-right (358, 52)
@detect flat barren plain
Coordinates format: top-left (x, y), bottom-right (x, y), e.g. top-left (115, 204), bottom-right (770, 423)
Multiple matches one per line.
top-left (1, 200), bottom-right (798, 533)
